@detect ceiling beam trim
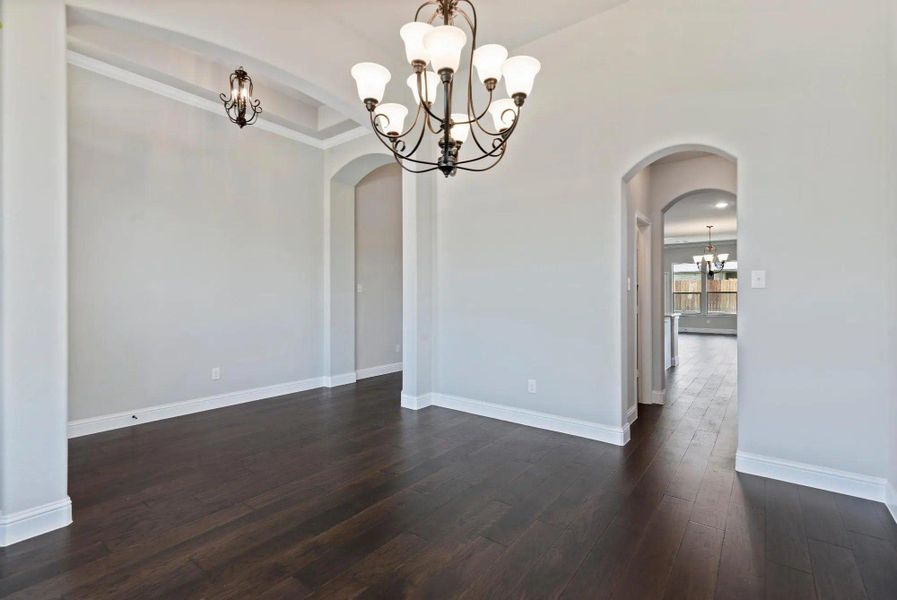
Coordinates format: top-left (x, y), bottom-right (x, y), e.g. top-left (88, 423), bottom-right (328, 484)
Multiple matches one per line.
top-left (67, 50), bottom-right (368, 151)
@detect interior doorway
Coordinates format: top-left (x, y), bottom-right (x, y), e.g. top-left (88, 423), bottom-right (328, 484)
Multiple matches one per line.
top-left (621, 144), bottom-right (738, 429)
top-left (354, 164), bottom-right (403, 380)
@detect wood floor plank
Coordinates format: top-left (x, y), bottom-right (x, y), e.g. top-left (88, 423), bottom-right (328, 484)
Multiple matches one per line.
top-left (662, 520), bottom-right (724, 600)
top-left (765, 560), bottom-right (816, 600)
top-left (765, 479), bottom-right (812, 573)
top-left (808, 538), bottom-right (868, 600)
top-left (849, 532), bottom-right (897, 600)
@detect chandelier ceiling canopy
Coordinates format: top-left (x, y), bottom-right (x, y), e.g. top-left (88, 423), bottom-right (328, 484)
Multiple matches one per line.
top-left (350, 0), bottom-right (541, 177)
top-left (693, 225), bottom-right (729, 279)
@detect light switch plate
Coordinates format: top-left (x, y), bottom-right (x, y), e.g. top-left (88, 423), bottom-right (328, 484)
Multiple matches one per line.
top-left (751, 270), bottom-right (766, 289)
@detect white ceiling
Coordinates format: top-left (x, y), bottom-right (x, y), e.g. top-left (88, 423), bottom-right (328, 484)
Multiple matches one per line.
top-left (67, 0), bottom-right (631, 132)
top-left (664, 190), bottom-right (737, 245)
top-left (309, 0), bottom-right (630, 59)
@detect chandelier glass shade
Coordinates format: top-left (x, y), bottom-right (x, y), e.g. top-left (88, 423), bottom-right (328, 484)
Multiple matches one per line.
top-left (693, 226), bottom-right (729, 279)
top-left (350, 0), bottom-right (541, 177)
top-left (220, 67), bottom-right (262, 129)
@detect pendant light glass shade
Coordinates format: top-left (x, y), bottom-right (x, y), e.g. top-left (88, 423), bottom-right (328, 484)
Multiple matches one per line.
top-left (502, 55), bottom-right (541, 96)
top-left (693, 255), bottom-right (703, 266)
top-left (718, 253), bottom-right (729, 262)
top-left (351, 62), bottom-right (391, 102)
top-left (488, 98), bottom-right (517, 131)
top-left (407, 72), bottom-right (440, 106)
top-left (450, 113), bottom-right (470, 144)
top-left (374, 103), bottom-right (409, 135)
top-left (400, 22), bottom-right (434, 64)
top-left (473, 44), bottom-right (508, 84)
top-left (424, 25), bottom-right (467, 73)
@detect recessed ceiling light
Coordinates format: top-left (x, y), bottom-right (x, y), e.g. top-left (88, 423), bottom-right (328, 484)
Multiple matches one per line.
top-left (715, 201), bottom-right (729, 208)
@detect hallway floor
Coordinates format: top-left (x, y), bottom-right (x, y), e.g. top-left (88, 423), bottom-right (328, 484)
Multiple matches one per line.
top-left (1, 334), bottom-right (895, 598)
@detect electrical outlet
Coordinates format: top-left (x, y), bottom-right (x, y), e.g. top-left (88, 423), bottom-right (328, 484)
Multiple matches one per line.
top-left (527, 379), bottom-right (537, 394)
top-left (211, 367), bottom-right (221, 380)
top-left (356, 283), bottom-right (364, 293)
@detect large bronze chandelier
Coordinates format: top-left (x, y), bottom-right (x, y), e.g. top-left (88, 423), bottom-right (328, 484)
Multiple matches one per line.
top-left (350, 0), bottom-right (541, 177)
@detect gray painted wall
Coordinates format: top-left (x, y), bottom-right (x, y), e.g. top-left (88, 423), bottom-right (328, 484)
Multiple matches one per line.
top-left (664, 240), bottom-right (737, 333)
top-left (68, 66), bottom-right (324, 421)
top-left (435, 0), bottom-right (892, 479)
top-left (354, 165), bottom-right (402, 371)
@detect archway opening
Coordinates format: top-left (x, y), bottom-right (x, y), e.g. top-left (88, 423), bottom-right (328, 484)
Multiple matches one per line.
top-left (325, 153), bottom-right (394, 387)
top-left (621, 145), bottom-right (738, 430)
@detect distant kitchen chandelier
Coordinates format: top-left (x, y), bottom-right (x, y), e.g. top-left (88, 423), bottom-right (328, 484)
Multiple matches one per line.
top-left (693, 226), bottom-right (729, 279)
top-left (220, 67), bottom-right (262, 129)
top-left (350, 0), bottom-right (541, 177)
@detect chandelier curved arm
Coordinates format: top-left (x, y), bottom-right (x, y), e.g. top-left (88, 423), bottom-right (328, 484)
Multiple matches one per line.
top-left (244, 99), bottom-right (262, 125)
top-left (391, 151), bottom-right (441, 174)
top-left (414, 0), bottom-right (441, 22)
top-left (373, 100), bottom-right (425, 140)
top-left (370, 111), bottom-right (466, 171)
top-left (465, 103), bottom-right (520, 156)
top-left (425, 111), bottom-right (442, 134)
top-left (456, 143), bottom-right (508, 172)
top-left (454, 88), bottom-right (493, 125)
top-left (369, 111), bottom-right (433, 164)
top-left (456, 136), bottom-right (507, 166)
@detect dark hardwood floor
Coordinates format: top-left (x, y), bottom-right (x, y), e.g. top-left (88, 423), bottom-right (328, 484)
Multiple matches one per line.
top-left (2, 334), bottom-right (896, 598)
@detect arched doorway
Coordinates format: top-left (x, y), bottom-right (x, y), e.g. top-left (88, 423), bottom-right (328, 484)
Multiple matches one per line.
top-left (324, 152), bottom-right (394, 387)
top-left (324, 148), bottom-right (437, 409)
top-left (621, 144), bottom-right (738, 426)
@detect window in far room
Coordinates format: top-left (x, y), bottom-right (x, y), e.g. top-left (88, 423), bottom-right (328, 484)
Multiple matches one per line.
top-left (707, 263), bottom-right (737, 315)
top-left (672, 263), bottom-right (702, 314)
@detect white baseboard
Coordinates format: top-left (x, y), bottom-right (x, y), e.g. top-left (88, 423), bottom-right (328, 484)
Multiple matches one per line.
top-left (0, 497), bottom-right (72, 547)
top-left (735, 450), bottom-right (887, 503)
top-left (679, 327), bottom-right (736, 335)
top-left (626, 404), bottom-right (638, 425)
top-left (324, 372), bottom-right (357, 388)
top-left (400, 392), bottom-right (433, 410)
top-left (651, 389), bottom-right (666, 405)
top-left (68, 377), bottom-right (325, 438)
top-left (671, 357), bottom-right (680, 367)
top-left (356, 362), bottom-right (402, 380)
top-left (886, 482), bottom-right (897, 525)
top-left (430, 393), bottom-right (630, 446)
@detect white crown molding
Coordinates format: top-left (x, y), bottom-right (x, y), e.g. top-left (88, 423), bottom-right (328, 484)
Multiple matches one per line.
top-left (320, 126), bottom-right (372, 150)
top-left (429, 393), bottom-right (630, 446)
top-left (0, 497), bottom-right (72, 547)
top-left (735, 450), bottom-right (888, 504)
top-left (356, 362), bottom-right (402, 380)
top-left (66, 51), bottom-right (368, 150)
top-left (68, 377), bottom-right (324, 438)
top-left (324, 372), bottom-right (357, 388)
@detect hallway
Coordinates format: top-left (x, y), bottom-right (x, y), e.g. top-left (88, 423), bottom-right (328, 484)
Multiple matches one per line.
top-left (0, 336), bottom-right (895, 598)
